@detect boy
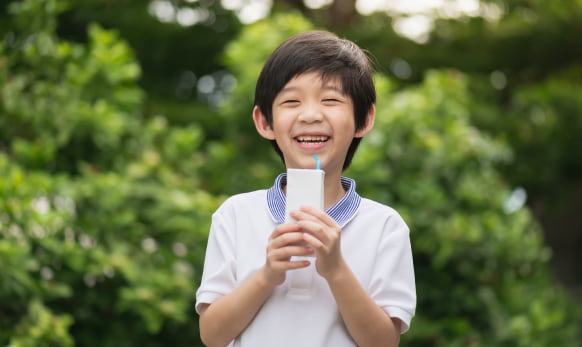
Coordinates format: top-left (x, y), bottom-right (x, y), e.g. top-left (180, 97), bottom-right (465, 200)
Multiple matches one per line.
top-left (195, 30), bottom-right (416, 347)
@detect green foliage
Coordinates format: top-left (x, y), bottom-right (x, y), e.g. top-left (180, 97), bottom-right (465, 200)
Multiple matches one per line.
top-left (0, 0), bottom-right (142, 173)
top-left (10, 300), bottom-right (74, 347)
top-left (52, 0), bottom-right (242, 127)
top-left (500, 71), bottom-right (582, 200)
top-left (1, 0), bottom-right (219, 346)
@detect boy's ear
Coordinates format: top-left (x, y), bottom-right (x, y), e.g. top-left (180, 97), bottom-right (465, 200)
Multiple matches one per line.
top-left (355, 105), bottom-right (376, 138)
top-left (253, 106), bottom-right (275, 140)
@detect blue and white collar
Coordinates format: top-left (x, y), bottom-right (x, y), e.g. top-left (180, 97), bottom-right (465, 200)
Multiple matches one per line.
top-left (266, 173), bottom-right (361, 228)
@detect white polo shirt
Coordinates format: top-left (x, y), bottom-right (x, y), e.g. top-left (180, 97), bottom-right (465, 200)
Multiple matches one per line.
top-left (196, 174), bottom-right (416, 347)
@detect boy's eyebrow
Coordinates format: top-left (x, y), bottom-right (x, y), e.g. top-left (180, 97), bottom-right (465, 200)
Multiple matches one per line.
top-left (278, 84), bottom-right (343, 94)
top-left (278, 86), bottom-right (299, 94)
top-left (323, 84), bottom-right (343, 92)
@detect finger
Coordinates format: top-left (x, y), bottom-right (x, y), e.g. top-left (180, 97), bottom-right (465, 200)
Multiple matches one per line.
top-left (287, 260), bottom-right (311, 270)
top-left (290, 207), bottom-right (338, 231)
top-left (266, 249), bottom-right (312, 276)
top-left (296, 219), bottom-right (338, 246)
top-left (263, 258), bottom-right (309, 284)
top-left (299, 205), bottom-right (338, 227)
top-left (269, 230), bottom-right (307, 250)
top-left (302, 232), bottom-right (324, 250)
top-left (289, 210), bottom-right (319, 225)
top-left (269, 222), bottom-right (302, 241)
top-left (269, 245), bottom-right (315, 261)
top-left (273, 258), bottom-right (311, 271)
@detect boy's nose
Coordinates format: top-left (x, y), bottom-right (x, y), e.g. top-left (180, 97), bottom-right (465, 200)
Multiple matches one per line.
top-left (297, 103), bottom-right (324, 123)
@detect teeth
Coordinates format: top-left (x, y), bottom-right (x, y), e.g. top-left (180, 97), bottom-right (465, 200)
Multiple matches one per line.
top-left (297, 136), bottom-right (329, 143)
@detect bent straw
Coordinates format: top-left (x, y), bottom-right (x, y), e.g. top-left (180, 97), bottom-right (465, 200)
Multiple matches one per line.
top-left (313, 155), bottom-right (321, 170)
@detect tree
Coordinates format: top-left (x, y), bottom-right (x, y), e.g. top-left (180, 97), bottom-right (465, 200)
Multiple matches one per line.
top-left (1, 0), bottom-right (218, 345)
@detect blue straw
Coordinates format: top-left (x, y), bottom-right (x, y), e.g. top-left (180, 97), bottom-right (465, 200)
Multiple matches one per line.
top-left (313, 155), bottom-right (321, 170)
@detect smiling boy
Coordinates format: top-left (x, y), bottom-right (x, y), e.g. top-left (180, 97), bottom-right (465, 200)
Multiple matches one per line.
top-left (195, 31), bottom-right (416, 347)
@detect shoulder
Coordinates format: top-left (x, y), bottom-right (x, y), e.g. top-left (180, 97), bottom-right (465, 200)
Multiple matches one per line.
top-left (359, 197), bottom-right (397, 212)
top-left (215, 189), bottom-right (268, 213)
top-left (356, 197), bottom-right (409, 232)
top-left (358, 197), bottom-right (401, 217)
top-left (209, 190), bottom-right (270, 235)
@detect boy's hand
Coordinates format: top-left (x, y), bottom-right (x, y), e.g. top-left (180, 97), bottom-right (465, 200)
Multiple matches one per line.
top-left (261, 223), bottom-right (313, 286)
top-left (289, 206), bottom-right (345, 280)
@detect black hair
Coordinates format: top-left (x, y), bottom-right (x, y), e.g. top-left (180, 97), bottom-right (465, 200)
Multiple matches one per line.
top-left (254, 30), bottom-right (376, 170)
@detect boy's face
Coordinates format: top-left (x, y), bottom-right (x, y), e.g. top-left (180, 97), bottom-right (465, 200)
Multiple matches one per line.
top-left (254, 72), bottom-right (372, 175)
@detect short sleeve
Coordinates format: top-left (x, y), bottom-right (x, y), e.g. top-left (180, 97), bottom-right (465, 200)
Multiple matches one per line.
top-left (368, 213), bottom-right (416, 333)
top-left (195, 207), bottom-right (237, 314)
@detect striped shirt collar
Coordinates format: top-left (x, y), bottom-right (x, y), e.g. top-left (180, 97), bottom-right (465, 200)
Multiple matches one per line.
top-left (266, 173), bottom-right (361, 228)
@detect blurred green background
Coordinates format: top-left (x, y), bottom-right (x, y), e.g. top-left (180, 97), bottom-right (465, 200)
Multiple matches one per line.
top-left (1, 0), bottom-right (581, 346)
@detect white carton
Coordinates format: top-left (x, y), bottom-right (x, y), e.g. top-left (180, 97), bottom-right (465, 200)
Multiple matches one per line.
top-left (284, 168), bottom-right (325, 223)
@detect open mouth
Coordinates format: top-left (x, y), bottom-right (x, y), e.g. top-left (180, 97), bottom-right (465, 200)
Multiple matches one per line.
top-left (295, 135), bottom-right (329, 144)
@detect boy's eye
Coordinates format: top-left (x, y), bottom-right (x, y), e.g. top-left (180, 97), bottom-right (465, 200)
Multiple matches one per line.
top-left (282, 100), bottom-right (299, 104)
top-left (323, 98), bottom-right (341, 103)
